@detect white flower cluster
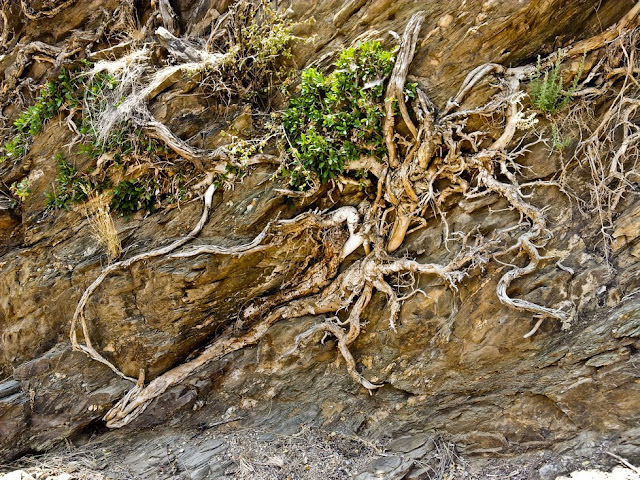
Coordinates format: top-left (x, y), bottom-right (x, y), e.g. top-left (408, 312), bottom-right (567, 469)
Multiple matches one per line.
top-left (515, 110), bottom-right (539, 130)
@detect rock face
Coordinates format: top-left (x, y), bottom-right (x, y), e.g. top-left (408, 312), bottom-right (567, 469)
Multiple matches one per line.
top-left (1, 0), bottom-right (640, 478)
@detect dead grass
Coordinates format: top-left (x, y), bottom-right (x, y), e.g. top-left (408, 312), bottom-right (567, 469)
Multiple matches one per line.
top-left (223, 426), bottom-right (382, 480)
top-left (0, 452), bottom-right (111, 480)
top-left (77, 191), bottom-right (121, 260)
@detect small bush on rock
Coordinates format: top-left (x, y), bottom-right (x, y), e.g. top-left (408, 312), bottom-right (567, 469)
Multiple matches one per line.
top-left (281, 41), bottom-right (403, 189)
top-left (529, 52), bottom-right (584, 115)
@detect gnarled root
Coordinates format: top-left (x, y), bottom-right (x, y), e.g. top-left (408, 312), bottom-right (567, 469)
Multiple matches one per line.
top-left (283, 317), bottom-right (383, 393)
top-left (71, 183), bottom-right (218, 381)
top-left (104, 226), bottom-right (355, 427)
top-left (496, 233), bottom-right (574, 337)
top-left (104, 238), bottom-right (475, 427)
top-left (20, 0), bottom-right (76, 20)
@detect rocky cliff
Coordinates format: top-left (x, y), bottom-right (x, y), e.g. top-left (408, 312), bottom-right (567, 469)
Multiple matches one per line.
top-left (1, 1), bottom-right (640, 479)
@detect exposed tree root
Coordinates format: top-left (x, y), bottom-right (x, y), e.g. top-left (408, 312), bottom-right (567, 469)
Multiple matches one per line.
top-left (104, 213), bottom-right (354, 427)
top-left (283, 317), bottom-right (383, 392)
top-left (20, 0), bottom-right (76, 20)
top-left (70, 183), bottom-right (218, 381)
top-left (157, 0), bottom-right (180, 35)
top-left (384, 12), bottom-right (424, 168)
top-left (0, 6), bottom-right (10, 52)
top-left (60, 5), bottom-right (640, 427)
top-left (560, 28), bottom-right (640, 258)
top-left (103, 236), bottom-right (475, 426)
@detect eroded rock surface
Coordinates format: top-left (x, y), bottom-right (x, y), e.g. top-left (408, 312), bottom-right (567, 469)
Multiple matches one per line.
top-left (1, 0), bottom-right (640, 478)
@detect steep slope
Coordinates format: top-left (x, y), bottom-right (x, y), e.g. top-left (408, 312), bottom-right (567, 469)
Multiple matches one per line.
top-left (1, 1), bottom-right (639, 478)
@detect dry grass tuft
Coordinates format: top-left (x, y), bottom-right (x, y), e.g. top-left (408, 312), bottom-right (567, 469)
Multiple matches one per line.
top-left (77, 191), bottom-right (121, 260)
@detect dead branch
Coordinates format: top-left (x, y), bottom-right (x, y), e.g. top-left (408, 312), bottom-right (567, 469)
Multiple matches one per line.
top-left (171, 223), bottom-right (272, 258)
top-left (606, 451), bottom-right (640, 475)
top-left (140, 115), bottom-right (228, 170)
top-left (442, 63), bottom-right (505, 116)
top-left (70, 183), bottom-right (218, 382)
top-left (157, 0), bottom-right (180, 35)
top-left (384, 12), bottom-right (424, 168)
top-left (156, 26), bottom-right (202, 63)
top-left (20, 0), bottom-right (75, 20)
top-left (0, 7), bottom-right (9, 50)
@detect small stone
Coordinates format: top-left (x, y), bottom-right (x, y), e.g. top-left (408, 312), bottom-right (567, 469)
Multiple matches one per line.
top-left (437, 14), bottom-right (454, 28)
top-left (539, 463), bottom-right (560, 480)
top-left (0, 471), bottom-right (35, 480)
top-left (190, 466), bottom-right (210, 480)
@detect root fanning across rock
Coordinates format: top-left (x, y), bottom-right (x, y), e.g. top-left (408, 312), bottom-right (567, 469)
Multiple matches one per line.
top-left (70, 183), bottom-right (219, 382)
top-left (59, 5), bottom-right (640, 428)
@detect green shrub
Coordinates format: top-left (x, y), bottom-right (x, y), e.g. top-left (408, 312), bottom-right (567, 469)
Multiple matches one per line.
top-left (45, 154), bottom-right (93, 210)
top-left (281, 41), bottom-right (400, 189)
top-left (38, 69), bottom-right (179, 216)
top-left (529, 52), bottom-right (584, 116)
top-left (10, 178), bottom-right (31, 201)
top-left (110, 179), bottom-right (157, 216)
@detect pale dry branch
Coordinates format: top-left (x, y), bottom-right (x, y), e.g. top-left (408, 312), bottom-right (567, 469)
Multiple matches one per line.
top-left (70, 183), bottom-right (217, 382)
top-left (442, 63), bottom-right (505, 116)
top-left (495, 233), bottom-right (572, 335)
top-left (384, 12), bottom-right (425, 167)
top-left (20, 0), bottom-right (76, 20)
top-left (0, 7), bottom-right (9, 50)
top-left (171, 223), bottom-right (272, 258)
top-left (157, 0), bottom-right (179, 35)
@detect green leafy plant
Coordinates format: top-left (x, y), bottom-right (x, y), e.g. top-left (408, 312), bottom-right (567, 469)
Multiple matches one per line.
top-left (110, 179), bottom-right (157, 216)
top-left (10, 178), bottom-right (31, 201)
top-left (46, 153), bottom-right (167, 216)
top-left (1, 134), bottom-right (30, 162)
top-left (529, 51), bottom-right (584, 116)
top-left (45, 154), bottom-right (93, 210)
top-left (551, 123), bottom-right (572, 151)
top-left (281, 41), bottom-right (400, 188)
top-left (0, 68), bottom-right (80, 164)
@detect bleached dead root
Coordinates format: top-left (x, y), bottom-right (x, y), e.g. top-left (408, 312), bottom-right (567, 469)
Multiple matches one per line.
top-left (88, 40), bottom-right (233, 168)
top-left (65, 6), bottom-right (640, 427)
top-left (20, 0), bottom-right (76, 20)
top-left (70, 183), bottom-right (218, 381)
